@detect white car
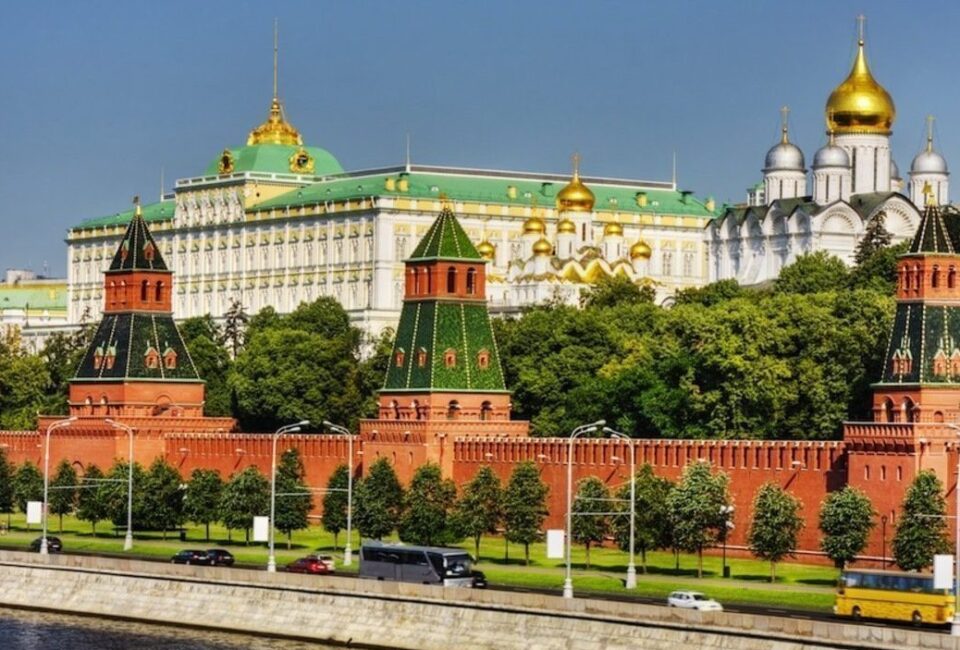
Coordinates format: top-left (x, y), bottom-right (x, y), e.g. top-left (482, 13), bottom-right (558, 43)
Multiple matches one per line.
top-left (667, 591), bottom-right (723, 612)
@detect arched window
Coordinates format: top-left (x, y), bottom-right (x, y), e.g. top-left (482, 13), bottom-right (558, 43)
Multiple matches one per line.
top-left (950, 266), bottom-right (957, 289)
top-left (903, 397), bottom-right (917, 423)
top-left (412, 399), bottom-right (421, 420)
top-left (476, 349), bottom-right (490, 370)
top-left (480, 401), bottom-right (493, 421)
top-left (447, 400), bottom-right (460, 420)
top-left (140, 280), bottom-right (149, 302)
top-left (444, 348), bottom-right (457, 368)
top-left (412, 268), bottom-right (421, 295)
top-left (466, 268), bottom-right (477, 295)
top-left (934, 410), bottom-right (944, 423)
top-left (447, 267), bottom-right (457, 293)
top-left (390, 400), bottom-right (400, 420)
top-left (882, 397), bottom-right (894, 423)
top-left (394, 348), bottom-right (405, 368)
top-left (417, 348), bottom-right (428, 368)
top-left (155, 281), bottom-right (164, 302)
top-left (932, 265), bottom-right (940, 288)
top-left (913, 265), bottom-right (922, 291)
top-left (119, 281), bottom-right (127, 305)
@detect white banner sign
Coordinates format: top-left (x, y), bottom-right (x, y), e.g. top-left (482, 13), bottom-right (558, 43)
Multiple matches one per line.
top-left (253, 516), bottom-right (270, 542)
top-left (26, 501), bottom-right (42, 525)
top-left (934, 554), bottom-right (954, 590)
top-left (546, 529), bottom-right (564, 559)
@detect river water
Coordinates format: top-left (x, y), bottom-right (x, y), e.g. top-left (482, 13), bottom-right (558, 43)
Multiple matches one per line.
top-left (0, 607), bottom-right (343, 649)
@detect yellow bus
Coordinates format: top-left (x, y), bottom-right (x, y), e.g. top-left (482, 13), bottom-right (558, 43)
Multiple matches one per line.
top-left (834, 569), bottom-right (955, 626)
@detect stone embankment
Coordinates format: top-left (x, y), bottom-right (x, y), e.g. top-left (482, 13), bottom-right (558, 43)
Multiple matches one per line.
top-left (0, 550), bottom-right (954, 650)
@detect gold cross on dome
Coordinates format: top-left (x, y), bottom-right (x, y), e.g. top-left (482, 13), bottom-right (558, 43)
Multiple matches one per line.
top-left (857, 14), bottom-right (866, 44)
top-left (571, 152), bottom-right (581, 175)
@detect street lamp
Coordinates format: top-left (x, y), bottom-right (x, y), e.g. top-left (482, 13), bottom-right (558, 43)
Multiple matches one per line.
top-left (945, 423), bottom-right (960, 637)
top-left (40, 416), bottom-right (77, 555)
top-left (268, 420), bottom-right (310, 573)
top-left (880, 515), bottom-right (887, 569)
top-left (323, 421), bottom-right (355, 566)
top-left (719, 504), bottom-right (735, 578)
top-left (564, 419), bottom-right (605, 599)
top-left (104, 419), bottom-right (135, 551)
top-left (603, 427), bottom-right (636, 589)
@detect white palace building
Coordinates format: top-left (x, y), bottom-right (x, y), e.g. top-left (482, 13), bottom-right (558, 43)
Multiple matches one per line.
top-left (706, 26), bottom-right (950, 285)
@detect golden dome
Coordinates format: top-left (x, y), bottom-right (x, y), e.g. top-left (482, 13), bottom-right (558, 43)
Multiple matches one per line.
top-left (630, 239), bottom-right (652, 260)
top-left (825, 36), bottom-right (895, 135)
top-left (477, 240), bottom-right (496, 260)
top-left (532, 237), bottom-right (553, 256)
top-left (557, 218), bottom-right (576, 234)
top-left (604, 221), bottom-right (623, 237)
top-left (248, 97), bottom-right (304, 146)
top-left (523, 216), bottom-right (546, 235)
top-left (556, 154), bottom-right (595, 213)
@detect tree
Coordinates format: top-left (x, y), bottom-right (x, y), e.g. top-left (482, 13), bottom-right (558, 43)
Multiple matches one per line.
top-left (0, 449), bottom-right (14, 527)
top-left (0, 344), bottom-right (50, 430)
top-left (747, 482), bottom-right (803, 582)
top-left (13, 462), bottom-right (43, 525)
top-left (182, 332), bottom-right (233, 417)
top-left (667, 461), bottom-right (730, 578)
top-left (141, 458), bottom-right (185, 539)
top-left (775, 251), bottom-right (849, 295)
top-left (503, 461), bottom-right (549, 565)
top-left (849, 241), bottom-right (909, 292)
top-left (76, 464), bottom-right (109, 535)
top-left (49, 460), bottom-right (78, 532)
top-left (321, 465), bottom-right (350, 550)
top-left (819, 486), bottom-right (875, 569)
top-left (223, 298), bottom-right (249, 359)
top-left (219, 466), bottom-right (270, 544)
top-left (398, 463), bottom-right (457, 547)
top-left (581, 275), bottom-right (654, 309)
top-left (612, 464), bottom-right (673, 573)
top-left (274, 448), bottom-right (313, 548)
top-left (854, 212), bottom-right (893, 266)
top-left (101, 461), bottom-right (148, 531)
top-left (354, 457), bottom-right (403, 540)
top-left (184, 469), bottom-right (224, 542)
top-left (452, 465), bottom-right (503, 560)
top-left (674, 279), bottom-right (746, 307)
top-left (893, 470), bottom-right (951, 571)
top-left (571, 476), bottom-right (610, 569)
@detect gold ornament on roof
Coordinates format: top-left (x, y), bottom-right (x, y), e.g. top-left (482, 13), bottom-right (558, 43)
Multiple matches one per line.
top-left (289, 147), bottom-right (315, 174)
top-left (477, 239), bottom-right (496, 260)
top-left (218, 149), bottom-right (235, 174)
top-left (630, 239), bottom-right (652, 260)
top-left (557, 218), bottom-right (576, 234)
top-left (825, 16), bottom-right (895, 135)
top-left (556, 153), bottom-right (595, 213)
top-left (604, 221), bottom-right (623, 237)
top-left (522, 215), bottom-right (546, 235)
top-left (247, 22), bottom-right (304, 146)
top-left (532, 237), bottom-right (553, 256)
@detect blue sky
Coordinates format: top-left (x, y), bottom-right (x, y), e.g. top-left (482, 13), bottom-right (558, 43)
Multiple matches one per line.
top-left (0, 0), bottom-right (956, 275)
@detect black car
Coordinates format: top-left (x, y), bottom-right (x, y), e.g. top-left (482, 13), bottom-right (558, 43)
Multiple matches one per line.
top-left (206, 549), bottom-right (235, 566)
top-left (29, 536), bottom-right (62, 553)
top-left (171, 549), bottom-right (211, 565)
top-left (471, 570), bottom-right (487, 589)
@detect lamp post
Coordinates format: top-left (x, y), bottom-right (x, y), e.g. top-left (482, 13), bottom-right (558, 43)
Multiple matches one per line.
top-left (40, 416), bottom-right (77, 555)
top-left (719, 505), bottom-right (735, 578)
top-left (324, 421), bottom-right (355, 566)
top-left (944, 423), bottom-right (960, 636)
top-left (564, 419), bottom-right (605, 599)
top-left (268, 420), bottom-right (310, 573)
top-left (880, 515), bottom-right (887, 569)
top-left (603, 427), bottom-right (636, 589)
top-left (104, 419), bottom-right (135, 551)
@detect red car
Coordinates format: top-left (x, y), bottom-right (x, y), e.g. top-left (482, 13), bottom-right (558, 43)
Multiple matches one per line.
top-left (285, 555), bottom-right (335, 574)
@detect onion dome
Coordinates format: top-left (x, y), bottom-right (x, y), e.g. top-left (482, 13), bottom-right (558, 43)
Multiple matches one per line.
top-left (890, 159), bottom-right (901, 180)
top-left (911, 121), bottom-right (948, 174)
top-left (630, 239), bottom-right (652, 260)
top-left (813, 133), bottom-right (850, 169)
top-left (825, 32), bottom-right (895, 135)
top-left (557, 218), bottom-right (576, 234)
top-left (477, 239), bottom-right (496, 260)
top-left (532, 237), bottom-right (553, 256)
top-left (248, 97), bottom-right (303, 146)
top-left (604, 222), bottom-right (623, 237)
top-left (522, 216), bottom-right (546, 235)
top-left (556, 154), bottom-right (595, 213)
top-left (764, 111), bottom-right (805, 171)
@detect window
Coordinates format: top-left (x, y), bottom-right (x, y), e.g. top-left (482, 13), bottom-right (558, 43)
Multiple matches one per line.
top-left (155, 281), bottom-right (164, 302)
top-left (394, 349), bottom-right (405, 368)
top-left (140, 280), bottom-right (149, 302)
top-left (417, 348), bottom-right (428, 368)
top-left (950, 267), bottom-right (957, 289)
top-left (480, 401), bottom-right (493, 421)
top-left (864, 465), bottom-right (871, 480)
top-left (466, 267), bottom-right (477, 295)
top-left (444, 348), bottom-right (457, 368)
top-left (447, 400), bottom-right (460, 420)
top-left (476, 349), bottom-right (490, 369)
top-left (447, 267), bottom-right (457, 293)
top-left (933, 265), bottom-right (941, 288)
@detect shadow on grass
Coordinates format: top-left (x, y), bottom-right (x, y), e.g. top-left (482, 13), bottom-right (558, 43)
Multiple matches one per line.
top-left (797, 578), bottom-right (837, 587)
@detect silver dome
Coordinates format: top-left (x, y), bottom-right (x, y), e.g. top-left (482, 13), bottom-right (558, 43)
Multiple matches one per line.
top-left (890, 159), bottom-right (901, 180)
top-left (764, 142), bottom-right (805, 172)
top-left (911, 150), bottom-right (948, 175)
top-left (812, 144), bottom-right (849, 169)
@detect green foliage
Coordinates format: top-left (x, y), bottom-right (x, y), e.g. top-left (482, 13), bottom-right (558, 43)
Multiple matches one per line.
top-left (849, 241), bottom-right (909, 293)
top-left (274, 448), bottom-right (313, 547)
top-left (0, 340), bottom-right (51, 430)
top-left (503, 461), bottom-right (549, 565)
top-left (612, 464), bottom-right (673, 573)
top-left (818, 486), bottom-right (875, 569)
top-left (674, 279), bottom-right (748, 307)
top-left (893, 470), bottom-right (951, 571)
top-left (102, 461), bottom-right (148, 530)
top-left (184, 468), bottom-right (224, 541)
top-left (178, 315), bottom-right (221, 344)
top-left (76, 464), bottom-right (109, 535)
top-left (0, 449), bottom-right (15, 521)
top-left (667, 462), bottom-right (730, 578)
top-left (321, 464), bottom-right (350, 549)
top-left (747, 482), bottom-right (804, 581)
top-left (398, 462), bottom-right (458, 547)
top-left (854, 212), bottom-right (894, 267)
top-left (223, 298), bottom-right (249, 359)
top-left (775, 252), bottom-right (850, 295)
top-left (354, 457), bottom-right (403, 540)
top-left (180, 320), bottom-right (233, 417)
top-left (13, 461), bottom-right (43, 515)
top-left (571, 476), bottom-right (610, 568)
top-left (141, 458), bottom-right (185, 538)
top-left (39, 324), bottom-right (95, 414)
top-left (219, 465), bottom-right (269, 544)
top-left (49, 460), bottom-right (78, 531)
top-left (581, 275), bottom-right (655, 309)
top-left (452, 465), bottom-right (503, 560)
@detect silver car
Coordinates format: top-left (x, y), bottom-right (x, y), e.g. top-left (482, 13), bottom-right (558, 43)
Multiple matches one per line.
top-left (667, 591), bottom-right (723, 611)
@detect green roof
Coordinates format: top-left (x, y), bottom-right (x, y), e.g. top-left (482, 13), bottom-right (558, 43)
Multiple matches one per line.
top-left (109, 212), bottom-right (169, 271)
top-left (254, 167), bottom-right (718, 218)
top-left (909, 204), bottom-right (954, 254)
top-left (203, 144), bottom-right (343, 177)
top-left (409, 205), bottom-right (482, 261)
top-left (0, 284), bottom-right (67, 311)
top-left (75, 200), bottom-right (176, 230)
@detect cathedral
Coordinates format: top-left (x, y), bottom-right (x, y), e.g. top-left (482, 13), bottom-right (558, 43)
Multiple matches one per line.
top-left (706, 25), bottom-right (951, 285)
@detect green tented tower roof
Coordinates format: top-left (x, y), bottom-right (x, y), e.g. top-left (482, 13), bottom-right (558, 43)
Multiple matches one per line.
top-left (408, 204), bottom-right (483, 262)
top-left (910, 203), bottom-right (954, 254)
top-left (109, 209), bottom-right (169, 271)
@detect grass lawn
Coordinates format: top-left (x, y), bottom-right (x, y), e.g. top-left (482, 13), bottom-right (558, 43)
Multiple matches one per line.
top-left (0, 513), bottom-right (838, 612)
